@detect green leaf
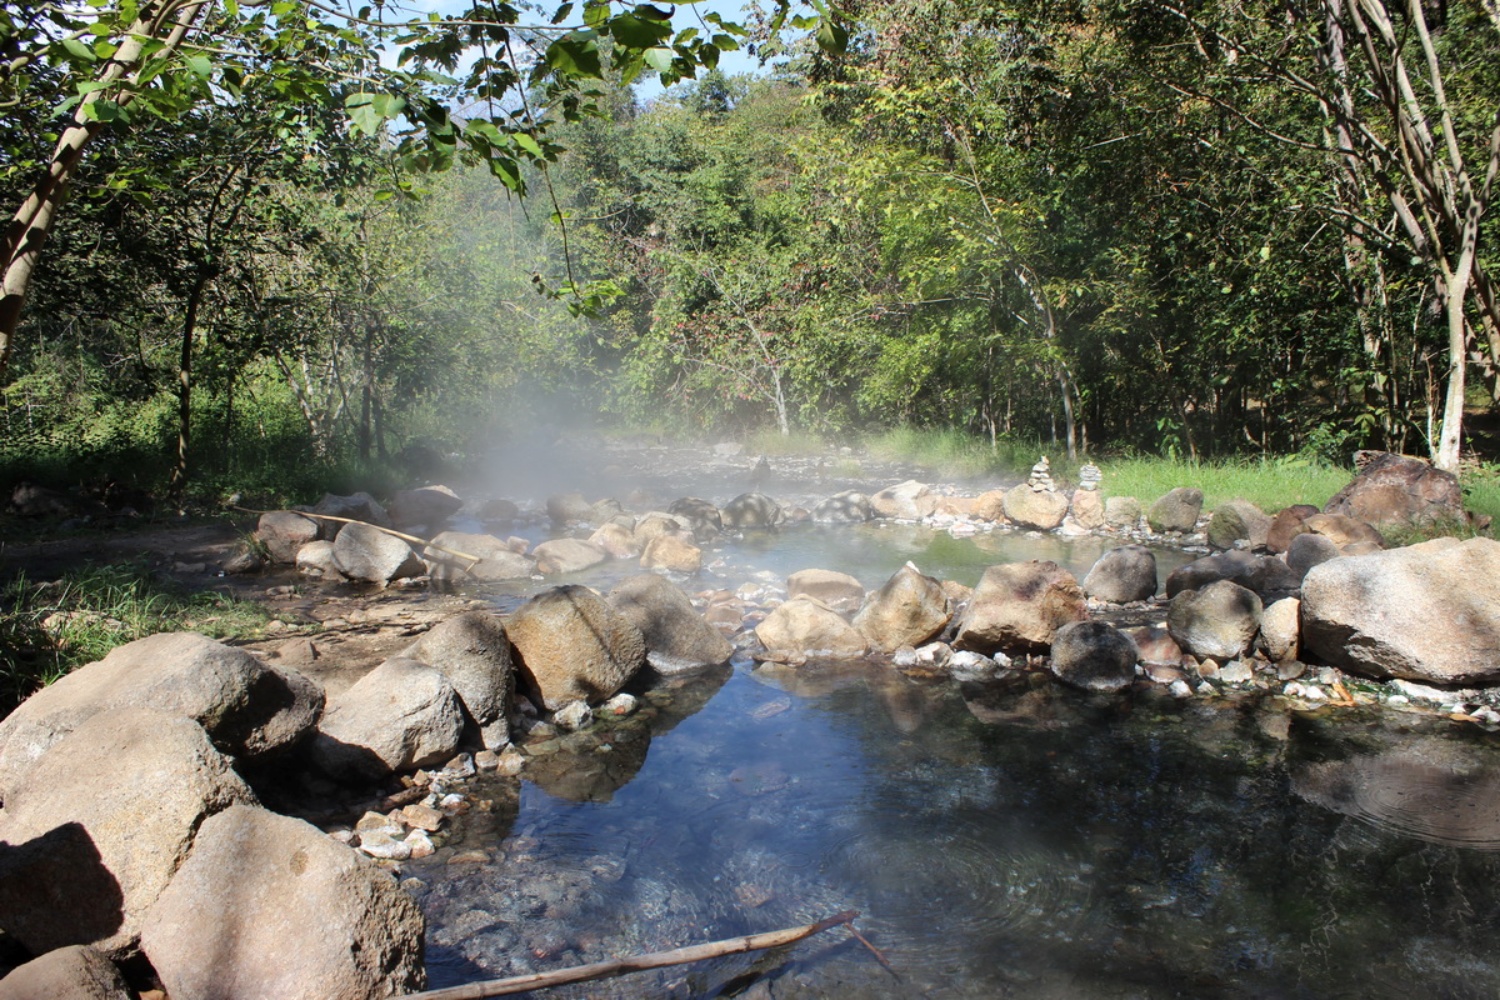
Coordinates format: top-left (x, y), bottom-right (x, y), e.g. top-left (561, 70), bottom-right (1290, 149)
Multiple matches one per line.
top-left (610, 13), bottom-right (670, 49)
top-left (816, 18), bottom-right (848, 55)
top-left (551, 2), bottom-right (574, 23)
top-left (512, 132), bottom-right (544, 158)
top-left (61, 37), bottom-right (98, 63)
top-left (711, 33), bottom-right (739, 50)
top-left (545, 32), bottom-right (602, 78)
top-left (185, 54), bottom-right (212, 78)
top-left (642, 46), bottom-right (674, 74)
top-left (488, 154), bottom-right (523, 192)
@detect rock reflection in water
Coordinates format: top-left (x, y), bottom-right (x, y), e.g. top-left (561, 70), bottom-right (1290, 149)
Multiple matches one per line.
top-left (751, 658), bottom-right (950, 734)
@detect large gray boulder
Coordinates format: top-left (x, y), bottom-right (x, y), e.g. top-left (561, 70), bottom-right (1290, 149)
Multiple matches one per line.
top-left (546, 492), bottom-right (595, 526)
top-left (295, 539), bottom-right (340, 578)
top-left (402, 611), bottom-right (514, 725)
top-left (1301, 537), bottom-right (1500, 685)
top-left (387, 484), bottom-right (462, 529)
top-left (1082, 545), bottom-right (1158, 603)
top-left (1165, 551), bottom-right (1299, 600)
top-left (256, 510), bottom-right (321, 564)
top-left (424, 531), bottom-right (535, 582)
top-left (0, 709), bottom-right (255, 956)
top-left (1167, 580), bottom-right (1263, 661)
top-left (953, 561), bottom-right (1088, 654)
top-left (1324, 451), bottom-right (1465, 527)
top-left (811, 491), bottom-right (875, 523)
top-left (332, 522), bottom-right (425, 584)
top-left (870, 480), bottom-right (936, 520)
top-left (852, 563), bottom-right (951, 654)
top-left (1206, 499), bottom-right (1272, 551)
top-left (722, 492), bottom-right (784, 528)
top-left (532, 537), bottom-right (608, 576)
top-left (0, 945), bottom-right (131, 1000)
top-left (141, 804), bottom-right (426, 1000)
top-left (507, 585), bottom-right (645, 709)
top-left (1286, 532), bottom-right (1340, 580)
top-left (0, 632), bottom-right (321, 803)
top-left (608, 574), bottom-right (733, 674)
top-left (1104, 496), bottom-right (1143, 529)
top-left (1002, 484), bottom-right (1069, 531)
top-left (667, 497), bottom-right (723, 538)
top-left (787, 569), bottom-right (866, 615)
top-left (1147, 487), bottom-right (1204, 533)
top-left (310, 491), bottom-right (390, 537)
top-left (308, 658), bottom-right (464, 778)
top-left (755, 597), bottom-right (868, 659)
top-left (1050, 621), bottom-right (1139, 692)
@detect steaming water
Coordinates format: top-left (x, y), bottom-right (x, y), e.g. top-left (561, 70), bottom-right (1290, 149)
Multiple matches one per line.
top-left (403, 514), bottom-right (1500, 998)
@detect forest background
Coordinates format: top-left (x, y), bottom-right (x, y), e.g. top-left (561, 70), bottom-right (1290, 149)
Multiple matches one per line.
top-left (2, 0), bottom-right (1499, 509)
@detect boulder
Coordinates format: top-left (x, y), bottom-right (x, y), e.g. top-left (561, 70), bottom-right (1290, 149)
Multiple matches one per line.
top-left (971, 490), bottom-right (1008, 523)
top-left (1049, 621), bottom-right (1139, 692)
top-left (1002, 484), bottom-right (1069, 531)
top-left (852, 564), bottom-right (951, 654)
top-left (1303, 512), bottom-right (1386, 550)
top-left (507, 586), bottom-right (646, 709)
top-left (256, 510), bottom-right (320, 564)
top-left (668, 497), bottom-right (723, 538)
top-left (1324, 451), bottom-right (1466, 527)
top-left (721, 492), bottom-right (783, 529)
top-left (1104, 496), bottom-right (1143, 529)
top-left (1167, 580), bottom-right (1263, 661)
top-left (308, 658), bottom-right (464, 778)
top-left (608, 574), bottom-right (733, 674)
top-left (546, 492), bottom-right (595, 526)
top-left (589, 522), bottom-right (640, 559)
top-left (1286, 532), bottom-right (1340, 580)
top-left (1147, 487), bottom-right (1204, 533)
top-left (1206, 499), bottom-right (1271, 551)
top-left (755, 598), bottom-right (867, 659)
top-left (786, 569), bottom-right (866, 615)
top-left (1261, 597), bottom-right (1300, 663)
top-left (140, 804), bottom-right (426, 1000)
top-left (1069, 489), bottom-right (1106, 530)
top-left (1082, 545), bottom-right (1158, 603)
top-left (0, 632), bottom-right (321, 803)
top-left (1300, 537), bottom-right (1500, 685)
top-left (0, 945), bottom-right (131, 1000)
top-left (402, 611), bottom-right (513, 726)
top-left (640, 532), bottom-right (703, 573)
top-left (332, 523), bottom-right (425, 584)
top-left (533, 538), bottom-right (608, 576)
top-left (1266, 504), bottom-right (1320, 553)
top-left (953, 561), bottom-right (1088, 654)
top-left (310, 492), bottom-right (391, 538)
top-left (478, 497), bottom-right (520, 524)
top-left (810, 491), bottom-right (875, 523)
top-left (425, 531), bottom-right (535, 582)
top-left (295, 539), bottom-right (340, 578)
top-left (1124, 625), bottom-right (1183, 669)
top-left (870, 480), bottom-right (936, 520)
top-left (0, 709), bottom-right (255, 956)
top-left (590, 498), bottom-right (626, 523)
top-left (1165, 551), bottom-right (1299, 600)
top-left (387, 484), bottom-right (462, 529)
top-left (633, 512), bottom-right (689, 547)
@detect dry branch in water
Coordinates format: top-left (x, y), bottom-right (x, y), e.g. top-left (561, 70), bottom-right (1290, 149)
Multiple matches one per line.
top-left (402, 910), bottom-right (860, 1000)
top-left (231, 506), bottom-right (481, 570)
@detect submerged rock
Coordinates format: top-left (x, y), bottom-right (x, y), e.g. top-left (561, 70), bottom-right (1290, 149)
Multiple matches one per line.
top-left (811, 490), bottom-right (875, 523)
top-left (722, 492), bottom-right (784, 529)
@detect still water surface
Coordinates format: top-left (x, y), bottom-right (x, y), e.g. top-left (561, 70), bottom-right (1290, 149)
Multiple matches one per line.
top-left (409, 523), bottom-right (1500, 999)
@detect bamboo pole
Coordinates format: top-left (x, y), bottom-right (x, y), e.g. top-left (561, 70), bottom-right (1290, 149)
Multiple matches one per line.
top-left (402, 910), bottom-right (860, 1000)
top-left (231, 506), bottom-right (482, 570)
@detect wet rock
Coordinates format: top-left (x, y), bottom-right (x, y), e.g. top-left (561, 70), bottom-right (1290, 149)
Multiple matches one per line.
top-left (309, 657), bottom-right (465, 778)
top-left (722, 492), bottom-right (784, 529)
top-left (1324, 451), bottom-right (1466, 527)
top-left (533, 538), bottom-right (608, 576)
top-left (1002, 484), bottom-right (1069, 531)
top-left (1207, 499), bottom-right (1271, 551)
top-left (403, 611), bottom-right (514, 726)
top-left (1126, 625), bottom-right (1183, 669)
top-left (388, 485), bottom-right (463, 530)
top-left (1261, 597), bottom-right (1300, 662)
top-left (478, 497), bottom-right (520, 524)
top-left (1049, 621), bottom-right (1139, 692)
top-left (553, 700), bottom-right (593, 731)
top-left (0, 945), bottom-right (130, 1000)
top-left (332, 522), bottom-right (425, 584)
top-left (588, 522), bottom-right (640, 559)
top-left (1147, 487), bottom-right (1204, 533)
top-left (755, 597), bottom-right (868, 659)
top-left (425, 531), bottom-right (536, 582)
top-left (257, 510), bottom-right (321, 564)
top-left (295, 539), bottom-right (340, 578)
top-left (1301, 537), bottom-right (1500, 685)
top-left (590, 498), bottom-right (626, 523)
top-left (667, 497), bottom-right (722, 539)
top-left (507, 585), bottom-right (646, 709)
top-left (1167, 580), bottom-right (1263, 661)
top-left (1266, 504), bottom-right (1319, 553)
top-left (786, 568), bottom-right (866, 615)
top-left (546, 492), bottom-right (594, 526)
top-left (971, 489), bottom-right (1008, 523)
top-left (1165, 550), bottom-right (1299, 600)
top-left (633, 512), bottom-right (689, 547)
top-left (1104, 496), bottom-right (1142, 529)
top-left (1286, 532), bottom-right (1339, 579)
top-left (1082, 545), bottom-right (1158, 603)
top-left (870, 480), bottom-right (936, 520)
top-left (608, 574), bottom-right (732, 674)
top-left (1069, 488), bottom-right (1106, 530)
top-left (0, 709), bottom-right (255, 956)
top-left (1302, 512), bottom-right (1385, 550)
top-left (640, 532), bottom-right (702, 573)
top-left (141, 804), bottom-right (426, 1000)
top-left (0, 632), bottom-right (322, 802)
top-left (852, 563), bottom-right (951, 653)
top-left (810, 490), bottom-right (874, 523)
top-left (953, 561), bottom-right (1088, 654)
top-left (311, 492), bottom-right (390, 537)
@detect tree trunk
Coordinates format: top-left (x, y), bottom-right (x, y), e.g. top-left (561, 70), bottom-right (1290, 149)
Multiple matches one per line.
top-left (168, 272), bottom-right (210, 497)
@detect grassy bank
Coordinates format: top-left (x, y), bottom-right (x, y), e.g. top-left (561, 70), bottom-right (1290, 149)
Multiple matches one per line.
top-left (0, 565), bottom-right (277, 714)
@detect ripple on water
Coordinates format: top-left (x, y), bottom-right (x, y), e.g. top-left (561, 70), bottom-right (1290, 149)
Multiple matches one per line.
top-left (1294, 752), bottom-right (1500, 851)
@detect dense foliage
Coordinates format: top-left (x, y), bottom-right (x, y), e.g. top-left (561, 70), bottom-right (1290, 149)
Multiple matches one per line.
top-left (1, 0), bottom-right (1497, 500)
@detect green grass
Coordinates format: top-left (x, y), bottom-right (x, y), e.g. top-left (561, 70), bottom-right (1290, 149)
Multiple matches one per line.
top-left (864, 426), bottom-right (1040, 479)
top-left (1095, 456), bottom-right (1351, 513)
top-left (1461, 463), bottom-right (1500, 524)
top-left (0, 564), bottom-right (281, 714)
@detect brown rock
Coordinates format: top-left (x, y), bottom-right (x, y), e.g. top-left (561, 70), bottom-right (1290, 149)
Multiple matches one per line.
top-left (1303, 512), bottom-right (1386, 550)
top-left (1002, 484), bottom-right (1069, 531)
top-left (1266, 504), bottom-right (1319, 554)
top-left (1324, 451), bottom-right (1465, 527)
top-left (256, 511), bottom-right (321, 564)
top-left (755, 598), bottom-right (867, 659)
top-left (533, 538), bottom-right (608, 576)
top-left (507, 586), bottom-right (645, 709)
top-left (870, 480), bottom-right (937, 520)
top-left (0, 945), bottom-right (131, 1000)
top-left (1070, 489), bottom-right (1106, 530)
top-left (387, 484), bottom-right (462, 529)
top-left (640, 532), bottom-right (703, 573)
top-left (589, 522), bottom-right (640, 559)
top-left (972, 490), bottom-right (1009, 523)
top-left (608, 574), bottom-right (732, 673)
top-left (402, 611), bottom-right (514, 725)
top-left (1147, 488), bottom-right (1204, 533)
top-left (1167, 580), bottom-right (1263, 661)
top-left (424, 531), bottom-right (535, 582)
top-left (953, 561), bottom-right (1087, 654)
top-left (786, 569), bottom-right (866, 615)
top-left (309, 658), bottom-right (465, 778)
top-left (852, 564), bottom-right (952, 653)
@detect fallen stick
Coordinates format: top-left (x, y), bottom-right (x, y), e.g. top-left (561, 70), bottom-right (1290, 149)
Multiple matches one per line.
top-left (402, 910), bottom-right (860, 1000)
top-left (230, 505), bottom-right (482, 570)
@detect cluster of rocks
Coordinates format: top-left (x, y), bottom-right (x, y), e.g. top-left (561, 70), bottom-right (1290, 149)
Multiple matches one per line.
top-left (0, 565), bottom-right (738, 997)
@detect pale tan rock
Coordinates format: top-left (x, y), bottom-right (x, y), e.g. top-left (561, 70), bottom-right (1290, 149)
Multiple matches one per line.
top-left (787, 569), bottom-right (866, 615)
top-left (852, 564), bottom-right (951, 654)
top-left (640, 532), bottom-right (702, 573)
top-left (507, 585), bottom-right (645, 709)
top-left (954, 561), bottom-right (1087, 654)
top-left (755, 597), bottom-right (867, 659)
